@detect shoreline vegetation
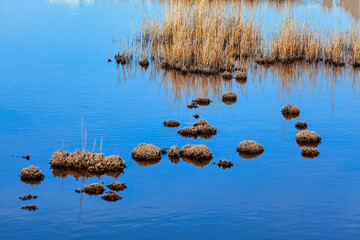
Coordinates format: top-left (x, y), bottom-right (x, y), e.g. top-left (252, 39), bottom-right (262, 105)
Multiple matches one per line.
top-left (116, 0), bottom-right (360, 75)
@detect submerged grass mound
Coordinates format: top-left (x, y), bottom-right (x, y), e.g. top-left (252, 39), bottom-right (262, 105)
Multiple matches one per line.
top-left (255, 55), bottom-right (276, 65)
top-left (192, 97), bottom-right (211, 106)
top-left (168, 146), bottom-right (180, 159)
top-left (296, 130), bottom-right (322, 147)
top-left (222, 71), bottom-right (233, 80)
top-left (102, 191), bottom-right (122, 202)
top-left (222, 91), bottom-right (237, 104)
top-left (84, 183), bottom-right (105, 195)
top-left (237, 140), bottom-right (264, 159)
top-left (19, 194), bottom-right (38, 201)
top-left (131, 143), bottom-right (162, 161)
top-left (180, 144), bottom-right (213, 160)
top-left (193, 114), bottom-right (200, 119)
top-left (216, 159), bottom-right (233, 169)
top-left (178, 120), bottom-right (217, 139)
top-left (115, 52), bottom-right (129, 65)
top-left (21, 205), bottom-right (38, 211)
top-left (187, 102), bottom-right (198, 109)
top-left (234, 72), bottom-right (247, 81)
top-left (281, 104), bottom-right (300, 119)
top-left (107, 182), bottom-right (127, 192)
top-left (50, 150), bottom-right (125, 174)
top-left (163, 120), bottom-right (180, 127)
top-left (301, 147), bottom-right (320, 158)
top-left (295, 121), bottom-right (308, 130)
top-left (20, 166), bottom-right (45, 185)
top-left (139, 57), bottom-right (150, 67)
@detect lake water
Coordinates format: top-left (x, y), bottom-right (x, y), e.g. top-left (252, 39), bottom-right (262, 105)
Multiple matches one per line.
top-left (0, 0), bottom-right (360, 239)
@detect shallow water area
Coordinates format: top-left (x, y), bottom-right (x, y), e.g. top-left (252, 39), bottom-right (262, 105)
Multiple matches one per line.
top-left (0, 0), bottom-right (360, 239)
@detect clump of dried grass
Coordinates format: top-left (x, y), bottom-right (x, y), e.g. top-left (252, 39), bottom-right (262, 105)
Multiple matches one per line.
top-left (281, 104), bottom-right (300, 119)
top-left (102, 191), bottom-right (122, 202)
top-left (234, 72), bottom-right (247, 81)
top-left (296, 130), bottom-right (322, 147)
top-left (131, 143), bottom-right (162, 161)
top-left (216, 159), bottom-right (233, 169)
top-left (19, 194), bottom-right (38, 201)
top-left (301, 147), bottom-right (320, 158)
top-left (21, 205), bottom-right (38, 211)
top-left (163, 120), bottom-right (180, 127)
top-left (168, 146), bottom-right (180, 159)
top-left (222, 91), bottom-right (237, 101)
top-left (192, 97), bottom-right (211, 106)
top-left (178, 119), bottom-right (217, 139)
top-left (237, 140), bottom-right (264, 159)
top-left (20, 166), bottom-right (45, 185)
top-left (180, 144), bottom-right (213, 160)
top-left (255, 55), bottom-right (276, 65)
top-left (222, 71), bottom-right (233, 80)
top-left (295, 120), bottom-right (308, 130)
top-left (84, 183), bottom-right (105, 195)
top-left (139, 57), bottom-right (150, 67)
top-left (50, 150), bottom-right (125, 174)
top-left (107, 182), bottom-right (127, 192)
top-left (187, 102), bottom-right (198, 109)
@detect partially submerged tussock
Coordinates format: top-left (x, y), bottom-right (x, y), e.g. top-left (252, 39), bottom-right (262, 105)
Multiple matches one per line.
top-left (20, 166), bottom-right (45, 185)
top-left (131, 143), bottom-right (162, 161)
top-left (216, 159), bottom-right (233, 169)
top-left (115, 52), bottom-right (130, 65)
top-left (84, 183), bottom-right (105, 195)
top-left (168, 146), bottom-right (180, 159)
top-left (192, 97), bottom-right (211, 106)
top-left (180, 144), bottom-right (213, 160)
top-left (50, 150), bottom-right (125, 174)
top-left (234, 72), bottom-right (247, 81)
top-left (281, 104), bottom-right (300, 119)
top-left (178, 120), bottom-right (217, 139)
top-left (107, 182), bottom-right (127, 192)
top-left (222, 71), bottom-right (233, 80)
top-left (237, 140), bottom-right (264, 159)
top-left (222, 91), bottom-right (237, 102)
top-left (139, 57), bottom-right (150, 67)
top-left (102, 191), bottom-right (122, 202)
top-left (19, 194), bottom-right (38, 201)
top-left (163, 120), bottom-right (180, 127)
top-left (301, 147), bottom-right (320, 158)
top-left (295, 120), bottom-right (308, 130)
top-left (296, 130), bottom-right (322, 147)
top-left (255, 55), bottom-right (276, 65)
top-left (21, 205), bottom-right (38, 211)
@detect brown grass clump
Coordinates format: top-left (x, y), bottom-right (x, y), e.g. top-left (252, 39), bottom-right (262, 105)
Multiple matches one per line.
top-left (107, 182), bottom-right (127, 192)
top-left (216, 159), bottom-right (233, 169)
top-left (295, 120), bottom-right (308, 130)
top-left (102, 191), bottom-right (122, 202)
top-left (131, 143), bottom-right (162, 161)
top-left (168, 146), bottom-right (180, 159)
top-left (193, 114), bottom-right (200, 119)
top-left (19, 194), bottom-right (38, 200)
top-left (115, 52), bottom-right (129, 65)
top-left (140, 0), bottom-right (262, 74)
top-left (163, 120), bottom-right (180, 127)
top-left (21, 205), bottom-right (38, 211)
top-left (281, 104), bottom-right (300, 119)
top-left (187, 102), bottom-right (198, 109)
top-left (20, 166), bottom-right (45, 185)
top-left (255, 55), bottom-right (276, 65)
top-left (22, 154), bottom-right (30, 160)
top-left (296, 130), bottom-right (322, 147)
top-left (349, 29), bottom-right (360, 67)
top-left (192, 97), bottom-right (211, 106)
top-left (84, 183), bottom-right (105, 195)
top-left (178, 120), bottom-right (217, 139)
top-left (222, 91), bottom-right (237, 102)
top-left (222, 71), bottom-right (233, 80)
top-left (301, 147), bottom-right (320, 158)
top-left (234, 72), bottom-right (247, 81)
top-left (237, 140), bottom-right (264, 159)
top-left (139, 57), bottom-right (150, 67)
top-left (180, 144), bottom-right (213, 160)
top-left (50, 150), bottom-right (125, 174)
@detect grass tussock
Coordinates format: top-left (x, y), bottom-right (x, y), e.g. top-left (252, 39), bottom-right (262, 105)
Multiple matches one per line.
top-left (19, 194), bottom-right (38, 201)
top-left (84, 183), bottom-right (105, 195)
top-left (50, 150), bottom-right (125, 174)
top-left (296, 130), bottom-right (322, 147)
top-left (215, 159), bottom-right (233, 169)
top-left (20, 166), bottom-right (45, 185)
top-left (107, 182), bottom-right (127, 192)
top-left (301, 146), bottom-right (320, 158)
top-left (295, 120), bottom-right (308, 130)
top-left (281, 104), bottom-right (300, 119)
top-left (192, 97), bottom-right (211, 106)
top-left (180, 144), bottom-right (213, 160)
top-left (168, 145), bottom-right (180, 159)
top-left (163, 120), bottom-right (180, 127)
top-left (178, 119), bottom-right (217, 139)
top-left (102, 191), bottom-right (122, 202)
top-left (237, 140), bottom-right (264, 159)
top-left (21, 205), bottom-right (38, 211)
top-left (131, 143), bottom-right (162, 161)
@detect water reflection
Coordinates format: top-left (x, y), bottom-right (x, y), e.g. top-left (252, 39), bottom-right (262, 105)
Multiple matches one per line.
top-left (322, 0), bottom-right (360, 21)
top-left (51, 167), bottom-right (124, 180)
